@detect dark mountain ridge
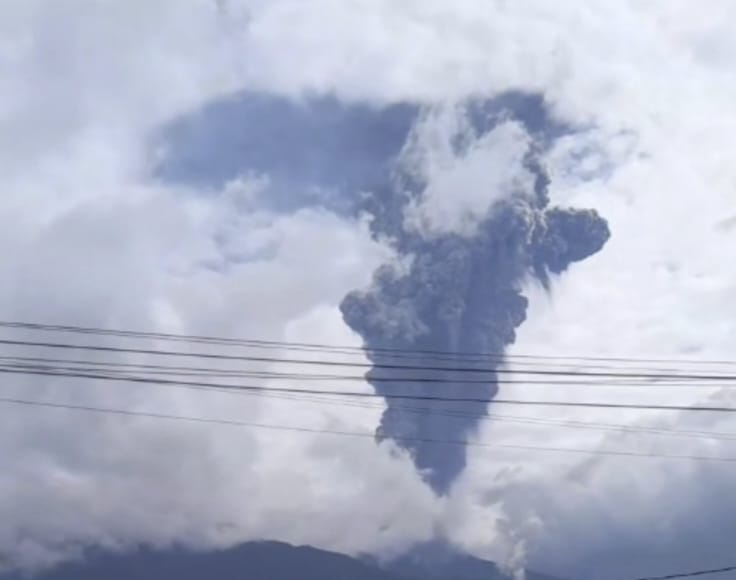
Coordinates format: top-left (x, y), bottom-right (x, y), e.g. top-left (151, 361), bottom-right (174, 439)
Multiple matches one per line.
top-left (0, 540), bottom-right (561, 580)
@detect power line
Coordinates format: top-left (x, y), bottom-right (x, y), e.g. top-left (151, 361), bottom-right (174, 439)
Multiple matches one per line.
top-left (211, 386), bottom-right (736, 443)
top-left (3, 365), bottom-right (736, 413)
top-left (2, 394), bottom-right (736, 463)
top-left (7, 360), bottom-right (736, 443)
top-left (3, 320), bottom-right (736, 368)
top-left (2, 338), bottom-right (736, 381)
top-left (4, 356), bottom-right (734, 388)
top-left (5, 360), bottom-right (736, 443)
top-left (633, 565), bottom-right (736, 580)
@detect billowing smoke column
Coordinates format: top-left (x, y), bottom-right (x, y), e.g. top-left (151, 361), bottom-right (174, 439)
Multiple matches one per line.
top-left (341, 101), bottom-right (610, 494)
top-left (156, 89), bottom-right (610, 495)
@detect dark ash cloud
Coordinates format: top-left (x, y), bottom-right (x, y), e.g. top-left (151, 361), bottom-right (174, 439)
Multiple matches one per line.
top-left (156, 90), bottom-right (610, 495)
top-left (341, 147), bottom-right (609, 494)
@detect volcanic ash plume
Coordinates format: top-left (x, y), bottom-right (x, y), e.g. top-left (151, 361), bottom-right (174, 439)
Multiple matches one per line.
top-left (158, 89), bottom-right (610, 494)
top-left (341, 103), bottom-right (610, 494)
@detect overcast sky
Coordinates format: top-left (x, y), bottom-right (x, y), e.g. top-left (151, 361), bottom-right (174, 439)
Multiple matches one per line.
top-left (2, 2), bottom-right (736, 579)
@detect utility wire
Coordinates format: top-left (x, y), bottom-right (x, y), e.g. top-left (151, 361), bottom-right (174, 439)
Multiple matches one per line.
top-left (2, 394), bottom-right (736, 463)
top-left (2, 338), bottom-right (735, 381)
top-left (3, 320), bottom-right (736, 369)
top-left (3, 356), bottom-right (734, 387)
top-left (7, 361), bottom-right (736, 443)
top-left (190, 383), bottom-right (736, 443)
top-left (3, 366), bottom-right (736, 413)
top-left (5, 361), bottom-right (736, 443)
